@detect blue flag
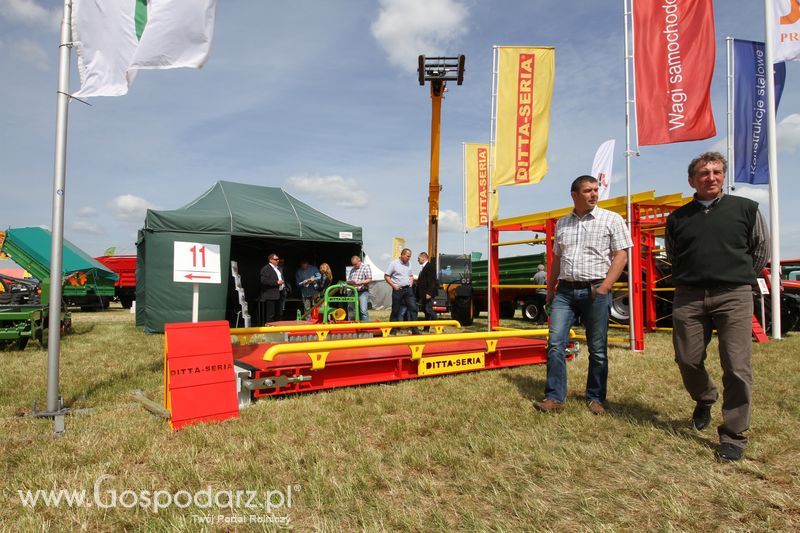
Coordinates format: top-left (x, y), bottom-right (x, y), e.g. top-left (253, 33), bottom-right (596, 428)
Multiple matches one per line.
top-left (733, 39), bottom-right (786, 185)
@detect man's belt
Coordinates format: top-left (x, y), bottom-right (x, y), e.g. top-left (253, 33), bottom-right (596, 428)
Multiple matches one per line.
top-left (559, 279), bottom-right (604, 289)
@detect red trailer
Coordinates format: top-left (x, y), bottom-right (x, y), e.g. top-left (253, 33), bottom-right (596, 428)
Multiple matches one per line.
top-left (94, 255), bottom-right (136, 308)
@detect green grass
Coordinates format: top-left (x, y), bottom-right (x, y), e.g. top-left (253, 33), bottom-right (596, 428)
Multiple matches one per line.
top-left (1, 307), bottom-right (799, 531)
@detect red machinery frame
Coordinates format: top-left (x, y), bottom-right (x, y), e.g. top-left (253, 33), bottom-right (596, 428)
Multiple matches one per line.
top-left (488, 191), bottom-right (691, 350)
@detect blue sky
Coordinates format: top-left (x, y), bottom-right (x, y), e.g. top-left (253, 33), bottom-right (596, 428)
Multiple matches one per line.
top-left (1, 0), bottom-right (799, 273)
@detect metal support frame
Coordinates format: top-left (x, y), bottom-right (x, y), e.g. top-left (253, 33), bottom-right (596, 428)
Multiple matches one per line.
top-left (488, 225), bottom-right (500, 329)
top-left (418, 54), bottom-right (465, 263)
top-left (629, 204), bottom-right (645, 350)
top-left (39, 0), bottom-right (74, 436)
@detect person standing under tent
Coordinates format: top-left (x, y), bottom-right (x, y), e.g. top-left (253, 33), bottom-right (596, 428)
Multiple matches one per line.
top-left (296, 259), bottom-right (321, 312)
top-left (347, 255), bottom-right (372, 322)
top-left (259, 253), bottom-right (284, 324)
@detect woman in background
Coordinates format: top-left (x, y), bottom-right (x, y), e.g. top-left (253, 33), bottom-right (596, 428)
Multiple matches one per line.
top-left (318, 263), bottom-right (333, 294)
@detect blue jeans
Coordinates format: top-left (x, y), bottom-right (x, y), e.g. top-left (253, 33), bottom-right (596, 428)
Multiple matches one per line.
top-left (348, 290), bottom-right (370, 321)
top-left (391, 287), bottom-right (420, 334)
top-left (545, 284), bottom-right (611, 404)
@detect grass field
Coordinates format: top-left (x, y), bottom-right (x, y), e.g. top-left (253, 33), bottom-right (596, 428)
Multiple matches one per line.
top-left (1, 307), bottom-right (799, 531)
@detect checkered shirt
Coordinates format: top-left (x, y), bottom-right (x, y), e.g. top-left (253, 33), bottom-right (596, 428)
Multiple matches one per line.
top-left (553, 206), bottom-right (633, 282)
top-left (347, 263), bottom-right (372, 291)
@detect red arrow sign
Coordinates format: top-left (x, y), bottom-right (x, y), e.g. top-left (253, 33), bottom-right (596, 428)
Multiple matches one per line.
top-left (185, 273), bottom-right (211, 280)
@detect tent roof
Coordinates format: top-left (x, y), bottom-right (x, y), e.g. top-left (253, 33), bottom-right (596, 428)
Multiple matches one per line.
top-left (143, 181), bottom-right (363, 243)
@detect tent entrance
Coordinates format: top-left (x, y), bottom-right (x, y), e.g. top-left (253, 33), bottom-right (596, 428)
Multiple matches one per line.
top-left (227, 236), bottom-right (361, 325)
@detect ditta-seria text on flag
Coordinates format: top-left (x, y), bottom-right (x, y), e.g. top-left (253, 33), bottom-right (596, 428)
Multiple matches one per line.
top-left (464, 143), bottom-right (498, 228)
top-left (493, 47), bottom-right (555, 187)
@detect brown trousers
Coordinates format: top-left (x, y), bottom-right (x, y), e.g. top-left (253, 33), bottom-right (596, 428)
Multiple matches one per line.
top-left (672, 285), bottom-right (754, 448)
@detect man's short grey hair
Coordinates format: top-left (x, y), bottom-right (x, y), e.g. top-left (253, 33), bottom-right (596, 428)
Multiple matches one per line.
top-left (537, 264), bottom-right (545, 271)
top-left (688, 152), bottom-right (727, 178)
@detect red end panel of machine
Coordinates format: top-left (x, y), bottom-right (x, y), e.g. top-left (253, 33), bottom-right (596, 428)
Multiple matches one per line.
top-left (164, 321), bottom-right (239, 430)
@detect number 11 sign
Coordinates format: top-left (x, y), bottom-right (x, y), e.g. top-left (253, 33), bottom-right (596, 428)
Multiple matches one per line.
top-left (173, 242), bottom-right (221, 284)
top-left (174, 242), bottom-right (221, 323)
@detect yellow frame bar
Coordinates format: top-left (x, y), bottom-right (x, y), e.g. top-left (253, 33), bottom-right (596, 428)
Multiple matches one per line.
top-left (492, 237), bottom-right (549, 247)
top-left (262, 328), bottom-right (553, 371)
top-left (231, 320), bottom-right (462, 344)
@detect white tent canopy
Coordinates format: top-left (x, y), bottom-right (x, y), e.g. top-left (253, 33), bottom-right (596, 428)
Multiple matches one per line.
top-left (363, 253), bottom-right (391, 311)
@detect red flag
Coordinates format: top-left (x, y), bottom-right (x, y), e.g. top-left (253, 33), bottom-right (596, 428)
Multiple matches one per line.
top-left (633, 0), bottom-right (717, 146)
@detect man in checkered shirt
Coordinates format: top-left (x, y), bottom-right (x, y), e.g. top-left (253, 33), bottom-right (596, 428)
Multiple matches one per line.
top-left (347, 255), bottom-right (372, 321)
top-left (534, 175), bottom-right (632, 415)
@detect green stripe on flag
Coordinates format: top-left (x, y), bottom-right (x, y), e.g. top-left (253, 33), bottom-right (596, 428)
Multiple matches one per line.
top-left (135, 0), bottom-right (148, 41)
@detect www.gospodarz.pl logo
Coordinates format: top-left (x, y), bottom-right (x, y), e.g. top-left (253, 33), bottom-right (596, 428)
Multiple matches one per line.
top-left (17, 475), bottom-right (300, 515)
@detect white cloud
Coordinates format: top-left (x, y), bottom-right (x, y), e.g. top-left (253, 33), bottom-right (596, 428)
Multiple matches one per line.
top-left (0, 0), bottom-right (60, 30)
top-left (380, 252), bottom-right (392, 262)
top-left (732, 185), bottom-right (769, 206)
top-left (777, 113), bottom-right (800, 153)
top-left (707, 137), bottom-right (727, 155)
top-left (610, 172), bottom-right (625, 184)
top-left (77, 206), bottom-right (97, 218)
top-left (11, 39), bottom-right (49, 71)
top-left (371, 0), bottom-right (469, 72)
top-left (72, 220), bottom-right (101, 235)
top-left (110, 194), bottom-right (156, 222)
top-left (286, 175), bottom-right (368, 208)
top-left (438, 209), bottom-right (462, 233)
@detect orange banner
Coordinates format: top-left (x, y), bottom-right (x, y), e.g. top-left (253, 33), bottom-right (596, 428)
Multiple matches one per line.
top-left (464, 143), bottom-right (497, 228)
top-left (493, 47), bottom-right (555, 186)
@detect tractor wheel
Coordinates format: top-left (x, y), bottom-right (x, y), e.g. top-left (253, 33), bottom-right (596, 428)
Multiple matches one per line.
top-left (610, 290), bottom-right (630, 324)
top-left (452, 296), bottom-right (474, 326)
top-left (499, 301), bottom-right (516, 320)
top-left (522, 298), bottom-right (542, 322)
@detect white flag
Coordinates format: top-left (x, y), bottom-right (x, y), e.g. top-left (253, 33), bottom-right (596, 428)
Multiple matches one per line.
top-left (591, 140), bottom-right (615, 201)
top-left (771, 0), bottom-right (800, 62)
top-left (72, 0), bottom-right (217, 97)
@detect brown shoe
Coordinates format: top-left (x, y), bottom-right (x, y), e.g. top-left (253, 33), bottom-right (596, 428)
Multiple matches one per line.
top-left (533, 399), bottom-right (565, 412)
top-left (587, 400), bottom-right (606, 415)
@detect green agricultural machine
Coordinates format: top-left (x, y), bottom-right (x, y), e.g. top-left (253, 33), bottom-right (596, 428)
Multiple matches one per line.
top-left (0, 227), bottom-right (118, 350)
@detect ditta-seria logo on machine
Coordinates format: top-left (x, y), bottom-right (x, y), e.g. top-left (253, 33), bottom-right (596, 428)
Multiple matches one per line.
top-left (418, 352), bottom-right (485, 376)
top-left (17, 474), bottom-right (298, 524)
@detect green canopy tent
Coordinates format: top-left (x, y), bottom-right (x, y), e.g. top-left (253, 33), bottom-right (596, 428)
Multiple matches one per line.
top-left (136, 181), bottom-right (363, 332)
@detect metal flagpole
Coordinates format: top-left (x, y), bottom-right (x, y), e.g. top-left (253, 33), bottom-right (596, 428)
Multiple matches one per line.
top-left (39, 0), bottom-right (73, 435)
top-left (487, 46), bottom-right (499, 332)
top-left (763, 0), bottom-right (782, 339)
top-left (726, 36), bottom-right (735, 194)
top-left (462, 142), bottom-right (467, 255)
top-left (623, 0), bottom-right (640, 351)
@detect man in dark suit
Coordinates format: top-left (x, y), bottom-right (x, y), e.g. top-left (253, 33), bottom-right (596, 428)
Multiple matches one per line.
top-left (259, 253), bottom-right (284, 324)
top-left (416, 252), bottom-right (438, 332)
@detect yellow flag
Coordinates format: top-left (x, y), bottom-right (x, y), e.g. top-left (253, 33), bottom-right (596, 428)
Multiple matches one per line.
top-left (392, 237), bottom-right (406, 258)
top-left (493, 47), bottom-right (555, 187)
top-left (464, 143), bottom-right (498, 228)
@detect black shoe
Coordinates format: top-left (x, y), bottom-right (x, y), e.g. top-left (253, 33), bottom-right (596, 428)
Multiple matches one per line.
top-left (692, 402), bottom-right (712, 431)
top-left (715, 443), bottom-right (744, 462)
